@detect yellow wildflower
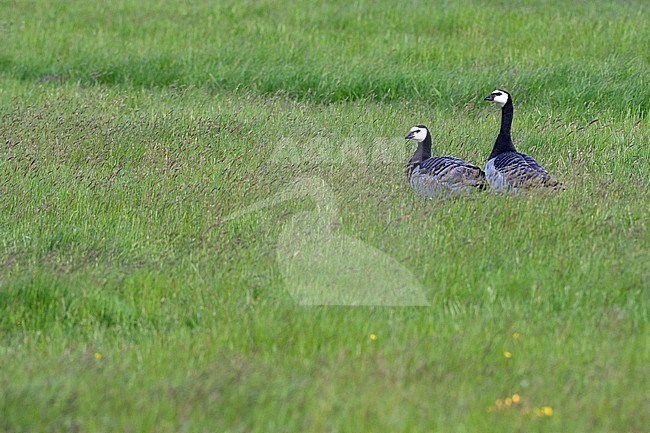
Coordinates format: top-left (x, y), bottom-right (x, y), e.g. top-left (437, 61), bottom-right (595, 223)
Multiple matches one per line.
top-left (504, 351), bottom-right (512, 359)
top-left (512, 394), bottom-right (521, 404)
top-left (369, 333), bottom-right (378, 341)
top-left (505, 398), bottom-right (512, 407)
top-left (495, 399), bottom-right (503, 409)
top-left (94, 352), bottom-right (102, 359)
top-left (542, 406), bottom-right (553, 416)
top-left (512, 332), bottom-right (520, 340)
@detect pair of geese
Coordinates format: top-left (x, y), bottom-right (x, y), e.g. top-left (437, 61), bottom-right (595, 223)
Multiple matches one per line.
top-left (405, 89), bottom-right (561, 196)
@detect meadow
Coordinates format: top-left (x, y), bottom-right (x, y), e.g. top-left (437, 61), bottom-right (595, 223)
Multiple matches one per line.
top-left (0, 0), bottom-right (648, 431)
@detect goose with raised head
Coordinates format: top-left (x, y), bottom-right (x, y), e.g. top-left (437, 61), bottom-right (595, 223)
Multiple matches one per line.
top-left (405, 125), bottom-right (487, 198)
top-left (483, 89), bottom-right (561, 191)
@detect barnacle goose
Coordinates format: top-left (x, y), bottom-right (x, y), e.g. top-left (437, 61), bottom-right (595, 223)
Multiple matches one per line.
top-left (405, 125), bottom-right (487, 197)
top-left (484, 89), bottom-right (561, 191)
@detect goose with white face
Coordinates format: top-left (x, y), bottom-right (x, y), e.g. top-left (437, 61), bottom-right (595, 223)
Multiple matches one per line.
top-left (404, 124), bottom-right (488, 196)
top-left (405, 126), bottom-right (429, 142)
top-left (484, 89), bottom-right (510, 107)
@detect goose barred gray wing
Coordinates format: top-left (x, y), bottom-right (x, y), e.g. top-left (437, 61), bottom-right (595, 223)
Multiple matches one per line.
top-left (486, 151), bottom-right (560, 191)
top-left (418, 156), bottom-right (486, 185)
top-left (410, 156), bottom-right (487, 196)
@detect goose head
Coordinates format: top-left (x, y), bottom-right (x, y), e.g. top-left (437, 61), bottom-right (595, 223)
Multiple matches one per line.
top-left (405, 125), bottom-right (430, 142)
top-left (484, 89), bottom-right (511, 108)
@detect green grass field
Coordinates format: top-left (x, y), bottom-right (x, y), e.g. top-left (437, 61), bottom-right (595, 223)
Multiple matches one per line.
top-left (1, 0), bottom-right (649, 431)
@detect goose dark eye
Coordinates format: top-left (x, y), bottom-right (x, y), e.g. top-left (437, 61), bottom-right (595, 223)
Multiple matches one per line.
top-left (494, 92), bottom-right (502, 96)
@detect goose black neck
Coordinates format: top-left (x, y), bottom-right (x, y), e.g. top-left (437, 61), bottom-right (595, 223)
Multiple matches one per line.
top-left (410, 133), bottom-right (432, 166)
top-left (489, 99), bottom-right (517, 160)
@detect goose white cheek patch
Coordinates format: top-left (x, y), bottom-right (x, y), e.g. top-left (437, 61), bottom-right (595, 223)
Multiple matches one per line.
top-left (409, 127), bottom-right (428, 142)
top-left (491, 90), bottom-right (509, 107)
